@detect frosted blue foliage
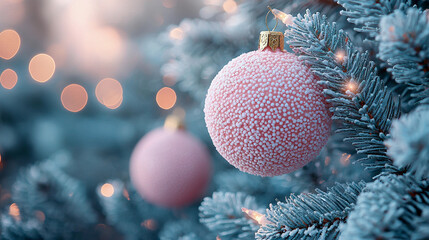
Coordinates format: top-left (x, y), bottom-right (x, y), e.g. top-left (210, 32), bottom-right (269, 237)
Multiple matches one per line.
top-left (340, 174), bottom-right (429, 239)
top-left (385, 107), bottom-right (429, 180)
top-left (98, 180), bottom-right (169, 240)
top-left (160, 220), bottom-right (212, 240)
top-left (1, 215), bottom-right (43, 240)
top-left (6, 153), bottom-right (96, 239)
top-left (378, 8), bottom-right (429, 104)
top-left (199, 192), bottom-right (261, 240)
top-left (286, 9), bottom-right (401, 172)
top-left (215, 170), bottom-right (308, 205)
top-left (411, 208), bottom-right (429, 240)
top-left (256, 181), bottom-right (365, 240)
top-left (336, 0), bottom-right (410, 40)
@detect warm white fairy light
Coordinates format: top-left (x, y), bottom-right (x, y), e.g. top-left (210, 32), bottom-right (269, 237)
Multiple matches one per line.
top-left (271, 8), bottom-right (294, 26)
top-left (335, 50), bottom-right (346, 64)
top-left (169, 27), bottom-right (184, 40)
top-left (9, 203), bottom-right (20, 220)
top-left (340, 153), bottom-right (351, 166)
top-left (141, 219), bottom-right (157, 230)
top-left (345, 80), bottom-right (358, 94)
top-left (242, 208), bottom-right (271, 225)
top-left (100, 183), bottom-right (115, 197)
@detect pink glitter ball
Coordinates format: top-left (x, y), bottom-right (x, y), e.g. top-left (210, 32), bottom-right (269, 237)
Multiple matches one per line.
top-left (204, 49), bottom-right (331, 177)
top-left (130, 128), bottom-right (212, 208)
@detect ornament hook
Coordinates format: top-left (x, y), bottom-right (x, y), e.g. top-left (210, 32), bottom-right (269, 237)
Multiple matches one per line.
top-left (265, 6), bottom-right (279, 32)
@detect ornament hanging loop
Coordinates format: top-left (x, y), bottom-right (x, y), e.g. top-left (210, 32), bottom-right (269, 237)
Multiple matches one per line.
top-left (259, 6), bottom-right (284, 51)
top-left (265, 6), bottom-right (279, 32)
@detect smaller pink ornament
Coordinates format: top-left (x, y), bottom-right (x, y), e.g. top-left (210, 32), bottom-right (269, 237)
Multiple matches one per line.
top-left (130, 122), bottom-right (212, 208)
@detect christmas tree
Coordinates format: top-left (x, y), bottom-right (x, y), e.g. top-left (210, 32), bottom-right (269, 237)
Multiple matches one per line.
top-left (1, 0), bottom-right (429, 239)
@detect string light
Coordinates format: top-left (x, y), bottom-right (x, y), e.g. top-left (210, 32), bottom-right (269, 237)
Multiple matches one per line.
top-left (9, 203), bottom-right (20, 220)
top-left (241, 208), bottom-right (271, 225)
top-left (340, 153), bottom-right (351, 166)
top-left (100, 183), bottom-right (115, 197)
top-left (345, 80), bottom-right (358, 94)
top-left (169, 27), bottom-right (184, 40)
top-left (29, 54), bottom-right (56, 83)
top-left (271, 8), bottom-right (294, 26)
top-left (123, 188), bottom-right (130, 200)
top-left (35, 210), bottom-right (46, 223)
top-left (223, 0), bottom-right (237, 14)
top-left (141, 219), bottom-right (157, 230)
top-left (0, 69), bottom-right (18, 90)
top-left (156, 87), bottom-right (177, 110)
top-left (61, 84), bottom-right (88, 113)
top-left (335, 50), bottom-right (346, 64)
top-left (0, 29), bottom-right (20, 60)
top-left (325, 156), bottom-right (330, 166)
top-left (95, 78), bottom-right (123, 109)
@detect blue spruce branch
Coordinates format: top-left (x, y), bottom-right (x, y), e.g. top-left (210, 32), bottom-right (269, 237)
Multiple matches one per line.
top-left (385, 107), bottom-right (429, 180)
top-left (378, 8), bottom-right (429, 104)
top-left (199, 192), bottom-right (261, 240)
top-left (1, 215), bottom-right (43, 240)
top-left (336, 0), bottom-right (411, 41)
top-left (285, 10), bottom-right (401, 172)
top-left (215, 170), bottom-right (310, 205)
top-left (256, 181), bottom-right (365, 240)
top-left (2, 153), bottom-right (97, 239)
top-left (340, 174), bottom-right (429, 239)
top-left (97, 180), bottom-right (169, 240)
top-left (411, 208), bottom-right (429, 240)
top-left (160, 220), bottom-right (212, 240)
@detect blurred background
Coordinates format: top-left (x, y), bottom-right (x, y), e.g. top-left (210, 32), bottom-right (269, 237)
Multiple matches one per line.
top-left (0, 0), bottom-right (256, 239)
top-left (0, 0), bottom-right (221, 238)
top-left (0, 0), bottom-right (368, 239)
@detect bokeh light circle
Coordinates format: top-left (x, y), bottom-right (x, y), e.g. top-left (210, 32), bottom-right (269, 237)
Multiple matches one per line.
top-left (223, 0), bottom-right (237, 14)
top-left (29, 54), bottom-right (56, 83)
top-left (61, 84), bottom-right (88, 112)
top-left (0, 69), bottom-right (18, 90)
top-left (0, 29), bottom-right (20, 60)
top-left (95, 78), bottom-right (123, 109)
top-left (156, 87), bottom-right (176, 110)
top-left (169, 27), bottom-right (184, 40)
top-left (100, 183), bottom-right (114, 197)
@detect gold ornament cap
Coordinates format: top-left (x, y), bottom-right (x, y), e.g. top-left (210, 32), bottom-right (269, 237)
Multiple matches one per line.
top-left (259, 31), bottom-right (284, 51)
top-left (164, 109), bottom-right (186, 131)
top-left (259, 6), bottom-right (285, 51)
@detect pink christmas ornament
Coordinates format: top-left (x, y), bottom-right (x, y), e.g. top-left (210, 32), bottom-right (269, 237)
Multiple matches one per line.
top-left (130, 127), bottom-right (212, 208)
top-left (204, 38), bottom-right (331, 177)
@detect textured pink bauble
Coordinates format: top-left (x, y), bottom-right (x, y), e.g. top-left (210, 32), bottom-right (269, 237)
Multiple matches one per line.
top-left (130, 128), bottom-right (212, 208)
top-left (204, 49), bottom-right (331, 177)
